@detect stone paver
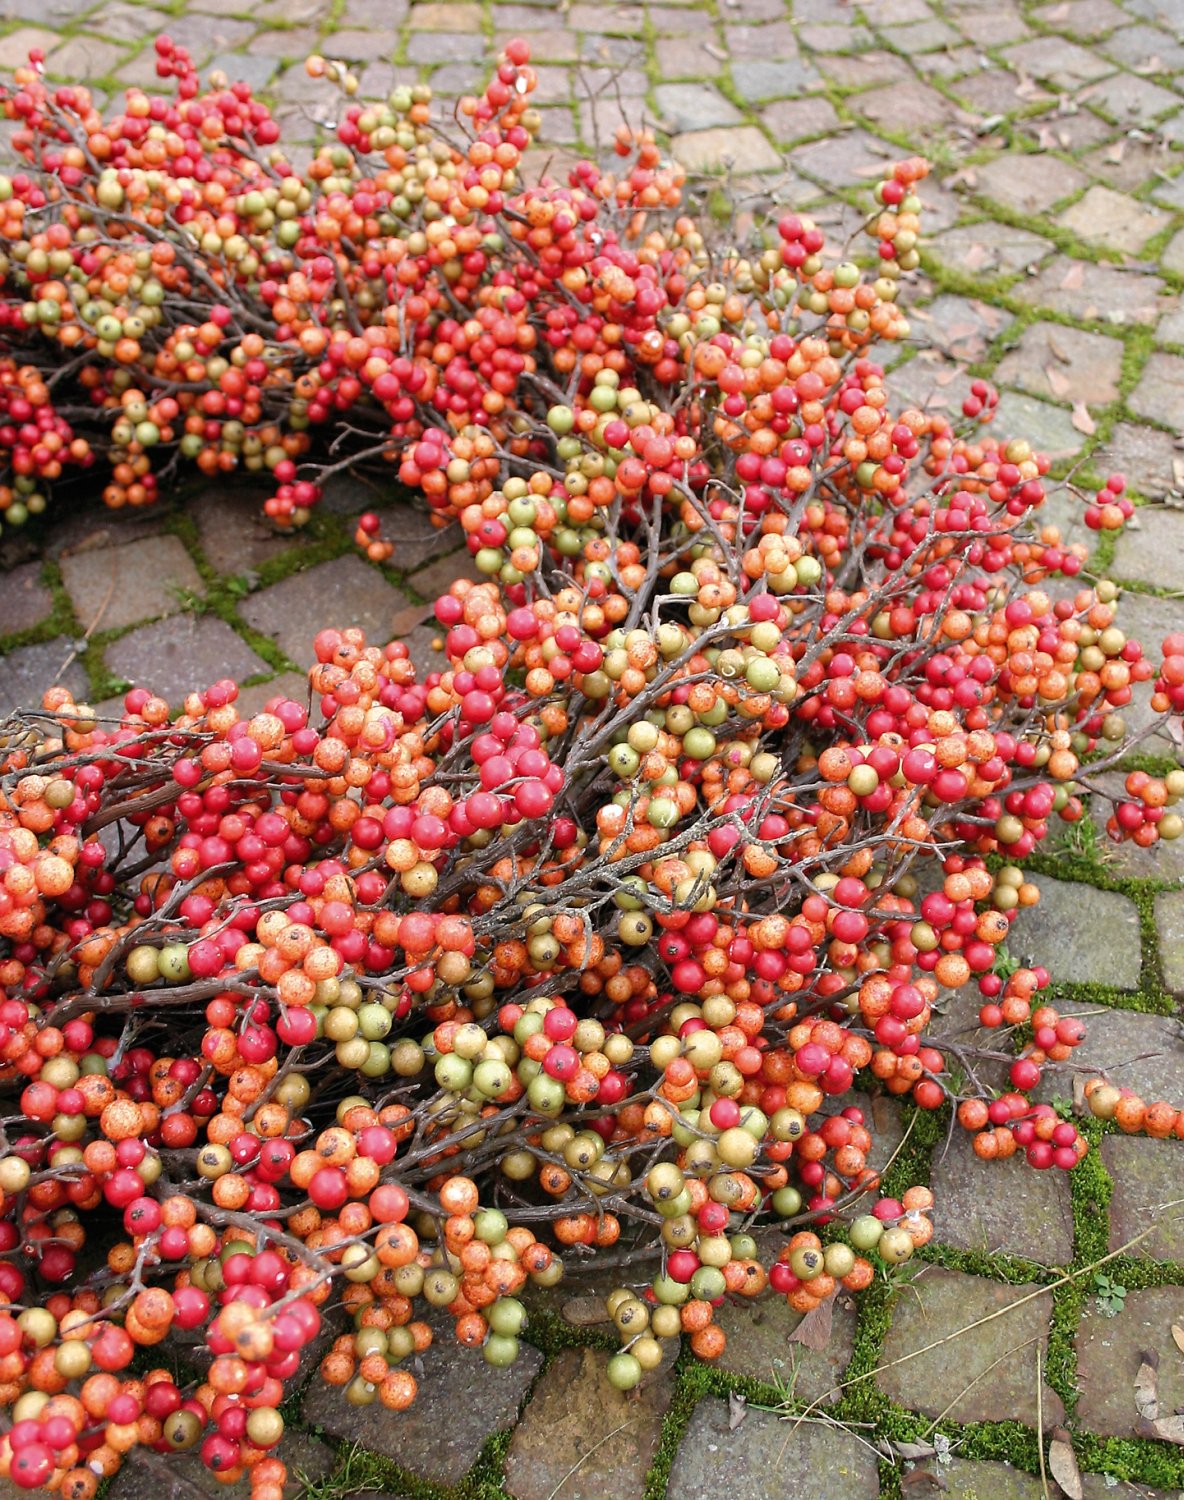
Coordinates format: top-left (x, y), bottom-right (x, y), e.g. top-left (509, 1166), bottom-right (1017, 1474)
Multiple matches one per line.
top-left (239, 554), bottom-right (407, 662)
top-left (59, 534), bottom-right (204, 632)
top-left (1058, 186), bottom-right (1171, 255)
top-left (930, 1129), bottom-right (1075, 1263)
top-left (303, 1322), bottom-right (543, 1486)
top-left (1103, 1136), bottom-right (1184, 1258)
top-left (0, 561), bottom-right (53, 637)
top-left (994, 322), bottom-right (1124, 408)
top-left (0, 638), bottom-right (88, 714)
top-left (1034, 1003), bottom-right (1184, 1103)
top-left (1077, 1286), bottom-right (1184, 1437)
top-left (1111, 506), bottom-right (1184, 585)
top-left (1129, 352), bottom-right (1184, 433)
top-left (878, 1268), bottom-right (1064, 1426)
top-left (665, 1399), bottom-right (880, 1500)
top-left (103, 615), bottom-right (271, 703)
top-left (715, 1287), bottom-right (856, 1400)
top-left (504, 1347), bottom-right (673, 1500)
top-left (1014, 874), bottom-right (1141, 987)
top-left (1157, 889), bottom-right (1184, 994)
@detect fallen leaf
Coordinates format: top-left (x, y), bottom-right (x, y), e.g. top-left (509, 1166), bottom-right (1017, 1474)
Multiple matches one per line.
top-left (728, 1391), bottom-right (747, 1430)
top-left (1168, 716), bottom-right (1184, 753)
top-left (1137, 1414), bottom-right (1184, 1445)
top-left (1136, 55), bottom-right (1165, 74)
top-left (1106, 141), bottom-right (1126, 165)
top-left (1071, 401), bottom-right (1096, 435)
top-left (1045, 1), bottom-right (1070, 16)
top-left (1046, 330), bottom-right (1072, 362)
top-left (901, 1471), bottom-right (947, 1493)
top-left (1049, 1426), bottom-right (1083, 1500)
top-left (1060, 263), bottom-right (1086, 290)
top-left (1172, 1323), bottom-right (1184, 1356)
top-left (1045, 366), bottom-right (1072, 398)
top-left (1170, 457), bottom-right (1184, 489)
top-left (1135, 1348), bottom-right (1160, 1421)
top-left (892, 1441), bottom-right (938, 1461)
top-left (961, 241), bottom-right (987, 271)
top-left (789, 1294), bottom-right (834, 1351)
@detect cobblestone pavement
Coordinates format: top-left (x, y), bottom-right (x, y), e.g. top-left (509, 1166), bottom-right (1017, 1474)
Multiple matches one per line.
top-left (3, 0), bottom-right (1184, 1494)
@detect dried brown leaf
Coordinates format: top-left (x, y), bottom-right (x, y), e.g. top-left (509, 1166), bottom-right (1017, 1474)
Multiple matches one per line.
top-left (1135, 1347), bottom-right (1160, 1421)
top-left (1049, 1426), bottom-right (1083, 1500)
top-left (1071, 401), bottom-right (1096, 435)
top-left (1137, 1414), bottom-right (1184, 1445)
top-left (892, 1441), bottom-right (938, 1461)
top-left (1060, 262), bottom-right (1086, 291)
top-left (901, 1471), bottom-right (947, 1493)
top-left (1046, 330), bottom-right (1072, 363)
top-left (789, 1294), bottom-right (834, 1351)
top-left (1105, 141), bottom-right (1126, 165)
top-left (728, 1391), bottom-right (748, 1430)
top-left (1172, 1322), bottom-right (1184, 1356)
top-left (1045, 366), bottom-right (1072, 399)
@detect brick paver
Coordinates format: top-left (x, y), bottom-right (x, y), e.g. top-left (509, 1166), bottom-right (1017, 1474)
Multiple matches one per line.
top-left (2, 0), bottom-right (1184, 1495)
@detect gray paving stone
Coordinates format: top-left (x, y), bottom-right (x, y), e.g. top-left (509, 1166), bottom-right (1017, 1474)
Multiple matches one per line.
top-left (1077, 1286), bottom-right (1184, 1436)
top-left (957, 4), bottom-right (1029, 45)
top-left (912, 293), bottom-right (1008, 362)
top-left (930, 1129), bottom-right (1075, 1264)
top-left (1130, 352), bottom-right (1184, 434)
top-left (408, 0), bottom-right (483, 28)
top-left (715, 1288), bottom-right (856, 1399)
top-left (45, 32), bottom-right (127, 78)
top-left (655, 36), bottom-right (723, 76)
top-left (671, 125), bottom-right (781, 174)
top-left (1111, 505), bottom-right (1184, 587)
top-left (1110, 589), bottom-right (1184, 753)
top-left (103, 615), bottom-right (270, 703)
top-left (0, 26), bottom-right (64, 67)
top-left (992, 391), bottom-right (1086, 461)
top-left (1080, 71), bottom-right (1182, 124)
top-left (1101, 423), bottom-right (1182, 498)
top-left (818, 51), bottom-right (912, 89)
top-left (504, 1346), bottom-right (673, 1500)
top-left (929, 221), bottom-right (1053, 276)
top-left (1103, 20), bottom-right (1184, 72)
top-left (877, 1268), bottom-right (1064, 1426)
top-left (1042, 0), bottom-right (1128, 35)
top-left (934, 1460), bottom-right (1046, 1500)
top-left (791, 129), bottom-right (899, 189)
top-left (762, 97), bottom-right (841, 141)
top-left (994, 322), bottom-right (1124, 408)
top-left (727, 57), bottom-right (822, 103)
top-left (1103, 1136), bottom-right (1184, 1259)
top-left (654, 83), bottom-right (742, 131)
top-left (0, 638), bottom-right (88, 715)
top-left (59, 535), bottom-right (204, 632)
top-left (193, 487), bottom-right (301, 577)
top-left (973, 153), bottom-right (1089, 217)
top-left (1058, 185), bottom-right (1171, 256)
top-left (0, 562), bottom-right (53, 638)
top-left (1013, 874), bottom-right (1141, 987)
top-left (240, 554), bottom-right (408, 662)
top-left (406, 31), bottom-right (486, 61)
top-left (665, 1399), bottom-right (880, 1500)
top-left (1011, 259), bottom-right (1166, 327)
top-left (1004, 35), bottom-right (1118, 89)
top-left (855, 78), bottom-right (958, 137)
top-left (303, 1321), bottom-right (542, 1487)
top-left (722, 21), bottom-right (800, 59)
top-left (1158, 889), bottom-right (1184, 994)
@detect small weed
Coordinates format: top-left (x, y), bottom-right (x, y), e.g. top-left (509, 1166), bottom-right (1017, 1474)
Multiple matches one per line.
top-left (1093, 1272), bottom-right (1128, 1317)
